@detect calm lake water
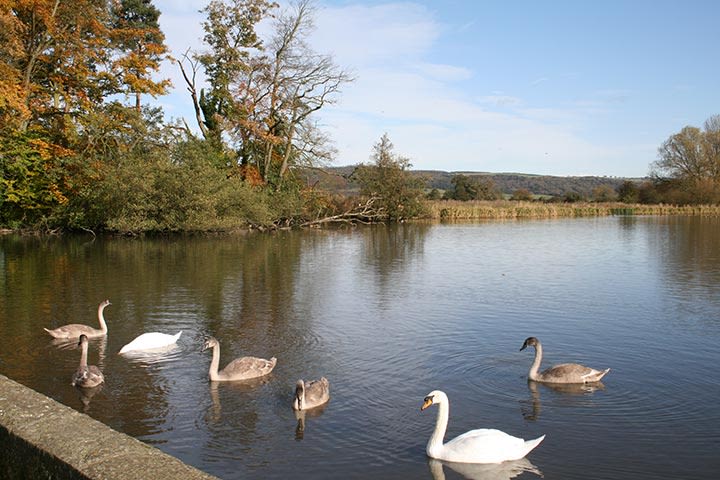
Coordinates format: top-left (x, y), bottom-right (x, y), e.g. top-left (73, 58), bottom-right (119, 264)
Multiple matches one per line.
top-left (1, 216), bottom-right (719, 479)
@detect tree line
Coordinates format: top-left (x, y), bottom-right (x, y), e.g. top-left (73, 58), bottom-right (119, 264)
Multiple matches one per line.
top-left (0, 0), bottom-right (361, 232)
top-left (1, 1), bottom-right (718, 233)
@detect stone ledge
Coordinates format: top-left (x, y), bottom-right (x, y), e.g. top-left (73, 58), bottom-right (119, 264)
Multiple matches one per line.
top-left (0, 374), bottom-right (218, 480)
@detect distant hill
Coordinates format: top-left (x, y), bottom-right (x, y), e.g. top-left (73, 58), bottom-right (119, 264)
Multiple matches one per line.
top-left (301, 166), bottom-right (642, 198)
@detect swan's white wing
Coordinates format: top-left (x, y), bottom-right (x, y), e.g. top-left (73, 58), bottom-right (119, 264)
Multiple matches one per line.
top-left (443, 429), bottom-right (534, 464)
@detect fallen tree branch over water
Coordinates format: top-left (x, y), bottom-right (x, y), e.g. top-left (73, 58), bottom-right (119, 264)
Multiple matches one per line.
top-left (300, 197), bottom-right (387, 227)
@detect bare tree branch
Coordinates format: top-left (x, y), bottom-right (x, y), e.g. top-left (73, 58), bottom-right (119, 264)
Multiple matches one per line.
top-left (176, 49), bottom-right (209, 138)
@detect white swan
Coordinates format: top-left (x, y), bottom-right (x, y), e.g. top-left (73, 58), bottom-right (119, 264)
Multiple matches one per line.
top-left (520, 336), bottom-right (610, 384)
top-left (292, 377), bottom-right (330, 411)
top-left (201, 336), bottom-right (277, 382)
top-left (421, 390), bottom-right (545, 464)
top-left (44, 299), bottom-right (111, 339)
top-left (72, 334), bottom-right (105, 388)
top-left (119, 331), bottom-right (182, 354)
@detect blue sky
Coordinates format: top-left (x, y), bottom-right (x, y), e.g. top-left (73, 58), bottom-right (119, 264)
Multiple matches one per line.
top-left (153, 1), bottom-right (720, 177)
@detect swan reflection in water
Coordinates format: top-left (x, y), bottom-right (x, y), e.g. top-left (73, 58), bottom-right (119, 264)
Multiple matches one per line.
top-left (521, 380), bottom-right (606, 421)
top-left (51, 337), bottom-right (81, 350)
top-left (294, 403), bottom-right (328, 441)
top-left (206, 376), bottom-right (271, 424)
top-left (428, 457), bottom-right (542, 480)
top-left (75, 383), bottom-right (103, 412)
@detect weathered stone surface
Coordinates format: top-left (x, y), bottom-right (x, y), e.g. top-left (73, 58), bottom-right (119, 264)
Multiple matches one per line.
top-left (0, 374), bottom-right (218, 480)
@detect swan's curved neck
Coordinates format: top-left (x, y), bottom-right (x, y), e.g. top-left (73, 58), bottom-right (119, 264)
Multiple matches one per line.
top-left (528, 343), bottom-right (543, 381)
top-left (79, 342), bottom-right (89, 368)
top-left (428, 400), bottom-right (449, 456)
top-left (295, 384), bottom-right (305, 410)
top-left (97, 304), bottom-right (108, 333)
top-left (208, 344), bottom-right (221, 381)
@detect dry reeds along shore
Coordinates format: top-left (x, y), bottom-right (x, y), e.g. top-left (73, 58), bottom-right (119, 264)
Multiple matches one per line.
top-left (424, 200), bottom-right (720, 220)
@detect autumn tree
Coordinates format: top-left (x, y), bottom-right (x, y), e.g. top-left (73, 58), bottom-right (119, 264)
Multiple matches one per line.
top-left (248, 0), bottom-right (353, 187)
top-left (617, 180), bottom-right (639, 203)
top-left (0, 0), bottom-right (175, 229)
top-left (511, 188), bottom-right (533, 201)
top-left (184, 0), bottom-right (352, 187)
top-left (0, 0), bottom-right (114, 227)
top-left (354, 133), bottom-right (427, 221)
top-left (0, 2), bottom-right (29, 133)
top-left (189, 0), bottom-right (276, 142)
top-left (0, 0), bottom-right (170, 132)
top-left (591, 184), bottom-right (617, 202)
top-left (652, 114), bottom-right (720, 204)
top-left (0, 0), bottom-right (116, 134)
top-left (110, 0), bottom-right (171, 111)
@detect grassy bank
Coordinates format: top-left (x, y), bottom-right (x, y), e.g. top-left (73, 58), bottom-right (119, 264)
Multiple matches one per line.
top-left (425, 200), bottom-right (720, 220)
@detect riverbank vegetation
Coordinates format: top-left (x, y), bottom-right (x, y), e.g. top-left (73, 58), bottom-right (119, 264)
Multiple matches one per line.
top-left (1, 1), bottom-right (719, 234)
top-left (425, 200), bottom-right (720, 220)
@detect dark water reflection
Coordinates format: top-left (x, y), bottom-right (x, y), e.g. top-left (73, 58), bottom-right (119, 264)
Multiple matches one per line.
top-left (1, 217), bottom-right (720, 479)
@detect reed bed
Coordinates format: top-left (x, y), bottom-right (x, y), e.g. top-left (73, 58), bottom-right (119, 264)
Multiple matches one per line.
top-left (424, 200), bottom-right (720, 220)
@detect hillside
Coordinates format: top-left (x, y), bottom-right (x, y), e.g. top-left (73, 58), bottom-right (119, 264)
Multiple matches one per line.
top-left (302, 166), bottom-right (640, 198)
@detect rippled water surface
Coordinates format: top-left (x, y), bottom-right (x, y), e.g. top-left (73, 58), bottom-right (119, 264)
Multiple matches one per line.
top-left (1, 216), bottom-right (719, 479)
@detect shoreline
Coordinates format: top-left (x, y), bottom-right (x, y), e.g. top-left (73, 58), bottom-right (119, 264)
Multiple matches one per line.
top-left (1, 202), bottom-right (719, 236)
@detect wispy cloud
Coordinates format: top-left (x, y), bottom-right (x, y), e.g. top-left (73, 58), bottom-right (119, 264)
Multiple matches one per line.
top-left (478, 94), bottom-right (523, 108)
top-left (312, 3), bottom-right (439, 66)
top-left (594, 89), bottom-right (631, 104)
top-left (673, 84), bottom-right (693, 92)
top-left (413, 62), bottom-right (473, 82)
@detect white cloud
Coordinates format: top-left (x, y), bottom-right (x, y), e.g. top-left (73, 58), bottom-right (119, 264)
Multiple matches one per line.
top-left (594, 89), bottom-right (631, 104)
top-left (312, 3), bottom-right (439, 66)
top-left (517, 107), bottom-right (585, 126)
top-left (157, 2), bottom-right (206, 53)
top-left (413, 62), bottom-right (473, 82)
